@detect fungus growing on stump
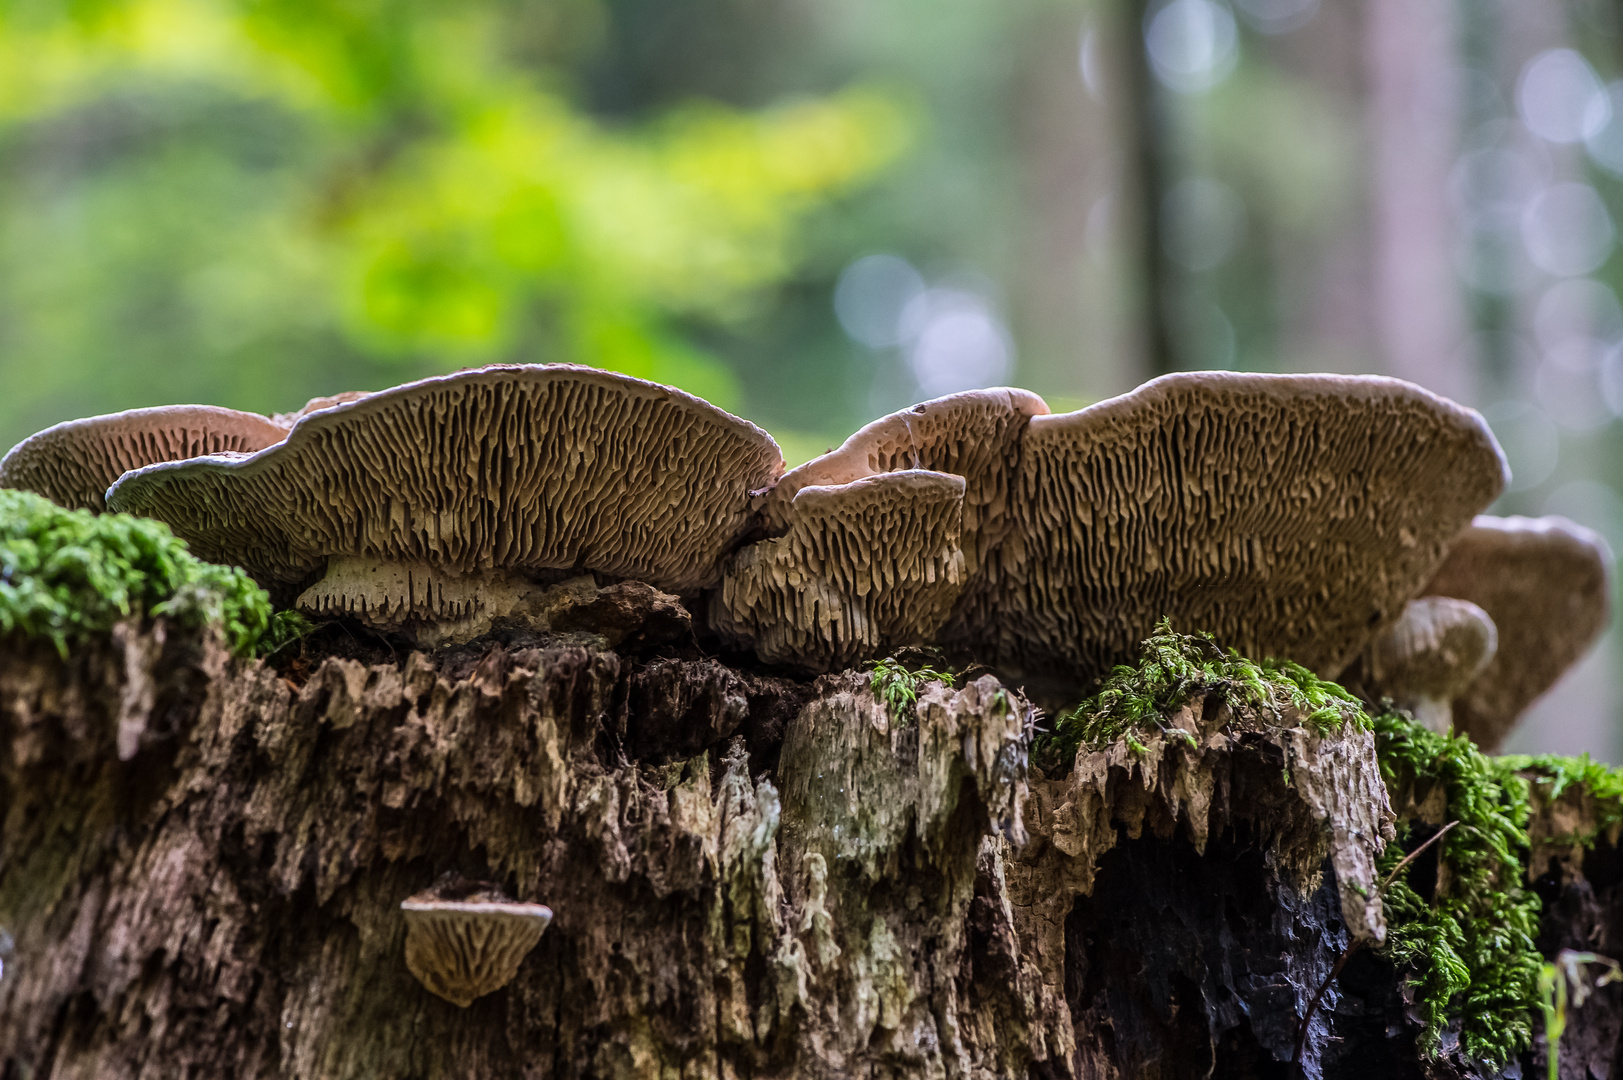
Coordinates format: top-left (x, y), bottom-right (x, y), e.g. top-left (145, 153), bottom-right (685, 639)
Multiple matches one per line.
top-left (762, 388), bottom-right (1048, 576)
top-left (713, 470), bottom-right (966, 670)
top-left (268, 389), bottom-right (371, 427)
top-left (1421, 514), bottom-right (1613, 752)
top-left (0, 405), bottom-right (289, 512)
top-left (943, 372), bottom-right (1509, 690)
top-left (1359, 596), bottom-right (1498, 734)
top-left (400, 874), bottom-right (553, 1008)
top-left (104, 365), bottom-right (783, 643)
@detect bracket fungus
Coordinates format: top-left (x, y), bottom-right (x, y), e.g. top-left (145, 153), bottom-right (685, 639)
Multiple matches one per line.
top-left (942, 372), bottom-right (1509, 688)
top-left (762, 388), bottom-right (1048, 577)
top-left (714, 470), bottom-right (967, 670)
top-left (1421, 515), bottom-right (1613, 752)
top-left (0, 405), bottom-right (289, 512)
top-left (104, 365), bottom-right (782, 642)
top-left (1358, 596), bottom-right (1498, 735)
top-left (401, 875), bottom-right (553, 1008)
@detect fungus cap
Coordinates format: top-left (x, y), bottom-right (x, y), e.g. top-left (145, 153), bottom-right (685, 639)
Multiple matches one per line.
top-left (269, 389), bottom-right (372, 428)
top-left (401, 892), bottom-right (553, 1008)
top-left (945, 371), bottom-right (1510, 687)
top-left (714, 469), bottom-right (967, 671)
top-left (1422, 514), bottom-right (1612, 751)
top-left (1362, 596), bottom-right (1498, 734)
top-left (763, 388), bottom-right (1047, 576)
top-left (0, 405), bottom-right (289, 512)
top-left (105, 364), bottom-right (784, 597)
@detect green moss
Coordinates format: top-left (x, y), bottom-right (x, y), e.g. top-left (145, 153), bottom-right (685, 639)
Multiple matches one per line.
top-left (1031, 621), bottom-right (1546, 1065)
top-left (866, 655), bottom-right (956, 723)
top-left (1033, 619), bottom-right (1365, 773)
top-left (1371, 710), bottom-right (1542, 1064)
top-left (0, 488), bottom-right (274, 655)
top-left (1500, 752), bottom-right (1623, 847)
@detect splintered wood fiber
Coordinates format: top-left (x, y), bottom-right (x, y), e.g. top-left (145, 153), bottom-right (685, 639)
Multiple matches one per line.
top-left (954, 376), bottom-right (1507, 681)
top-left (106, 369), bottom-right (784, 593)
top-left (717, 470), bottom-right (966, 668)
top-left (767, 389), bottom-right (1046, 576)
top-left (0, 406), bottom-right (289, 512)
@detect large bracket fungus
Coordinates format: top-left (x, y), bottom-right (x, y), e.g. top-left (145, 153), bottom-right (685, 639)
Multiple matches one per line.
top-left (942, 372), bottom-right (1509, 688)
top-left (0, 405), bottom-right (290, 512)
top-left (1421, 514), bottom-right (1613, 752)
top-left (104, 365), bottom-right (783, 642)
top-left (712, 469), bottom-right (967, 670)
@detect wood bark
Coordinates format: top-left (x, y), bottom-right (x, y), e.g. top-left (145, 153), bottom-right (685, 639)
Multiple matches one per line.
top-left (0, 622), bottom-right (1614, 1078)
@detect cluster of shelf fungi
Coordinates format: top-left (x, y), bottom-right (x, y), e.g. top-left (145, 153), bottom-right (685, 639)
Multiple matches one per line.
top-left (0, 363), bottom-right (1616, 1077)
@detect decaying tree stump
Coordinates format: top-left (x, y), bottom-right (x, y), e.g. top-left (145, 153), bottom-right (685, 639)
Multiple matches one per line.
top-left (0, 621), bottom-right (1616, 1078)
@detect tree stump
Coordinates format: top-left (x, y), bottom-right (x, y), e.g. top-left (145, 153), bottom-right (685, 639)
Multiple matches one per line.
top-left (0, 622), bottom-right (1613, 1078)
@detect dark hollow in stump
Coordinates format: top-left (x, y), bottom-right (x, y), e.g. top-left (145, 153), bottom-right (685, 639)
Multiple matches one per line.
top-left (0, 623), bottom-right (1610, 1078)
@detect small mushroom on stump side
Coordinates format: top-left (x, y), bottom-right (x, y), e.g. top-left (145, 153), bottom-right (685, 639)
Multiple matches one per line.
top-left (105, 364), bottom-right (782, 642)
top-left (0, 405), bottom-right (290, 512)
top-left (1359, 596), bottom-right (1498, 734)
top-left (1421, 514), bottom-right (1613, 752)
top-left (713, 470), bottom-right (967, 671)
top-left (401, 874), bottom-right (553, 1008)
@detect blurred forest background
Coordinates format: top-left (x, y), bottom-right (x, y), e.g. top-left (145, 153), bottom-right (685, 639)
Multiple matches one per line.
top-left (0, 0), bottom-right (1619, 757)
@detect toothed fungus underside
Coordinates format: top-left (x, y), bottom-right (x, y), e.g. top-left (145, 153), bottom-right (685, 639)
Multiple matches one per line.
top-left (762, 388), bottom-right (1048, 578)
top-left (713, 470), bottom-right (967, 670)
top-left (103, 365), bottom-right (784, 634)
top-left (1422, 514), bottom-right (1613, 752)
top-left (1361, 596), bottom-right (1498, 735)
top-left (0, 405), bottom-right (290, 512)
top-left (401, 892), bottom-right (554, 1009)
top-left (947, 372), bottom-right (1509, 684)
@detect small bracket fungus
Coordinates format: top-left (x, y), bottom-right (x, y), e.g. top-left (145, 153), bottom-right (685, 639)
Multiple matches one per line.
top-left (401, 875), bottom-right (552, 1008)
top-left (713, 470), bottom-right (967, 671)
top-left (1360, 596), bottom-right (1498, 734)
top-left (0, 405), bottom-right (289, 511)
top-left (762, 388), bottom-right (1048, 578)
top-left (104, 365), bottom-right (782, 640)
top-left (944, 372), bottom-right (1509, 687)
top-left (1421, 515), bottom-right (1613, 752)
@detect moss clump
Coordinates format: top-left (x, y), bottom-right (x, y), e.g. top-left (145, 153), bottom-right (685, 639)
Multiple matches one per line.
top-left (866, 655), bottom-right (957, 722)
top-left (0, 488), bottom-right (274, 655)
top-left (1034, 619), bottom-right (1366, 773)
top-left (1372, 710), bottom-right (1542, 1065)
top-left (1033, 621), bottom-right (1545, 1065)
top-left (1501, 752), bottom-right (1623, 848)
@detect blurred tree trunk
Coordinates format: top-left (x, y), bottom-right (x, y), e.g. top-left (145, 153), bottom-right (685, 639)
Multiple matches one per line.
top-left (1365, 0), bottom-right (1474, 404)
top-left (1123, 0), bottom-right (1178, 380)
top-left (0, 622), bottom-right (1610, 1078)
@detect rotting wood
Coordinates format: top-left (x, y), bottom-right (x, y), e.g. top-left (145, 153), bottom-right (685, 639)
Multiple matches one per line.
top-left (0, 622), bottom-right (1617, 1078)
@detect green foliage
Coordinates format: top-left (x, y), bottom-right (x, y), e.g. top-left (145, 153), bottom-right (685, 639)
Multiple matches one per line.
top-left (0, 489), bottom-right (272, 655)
top-left (1539, 952), bottom-right (1623, 1080)
top-left (1034, 618), bottom-right (1365, 772)
top-left (0, 0), bottom-right (910, 447)
top-left (1372, 710), bottom-right (1542, 1065)
top-left (866, 655), bottom-right (956, 723)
